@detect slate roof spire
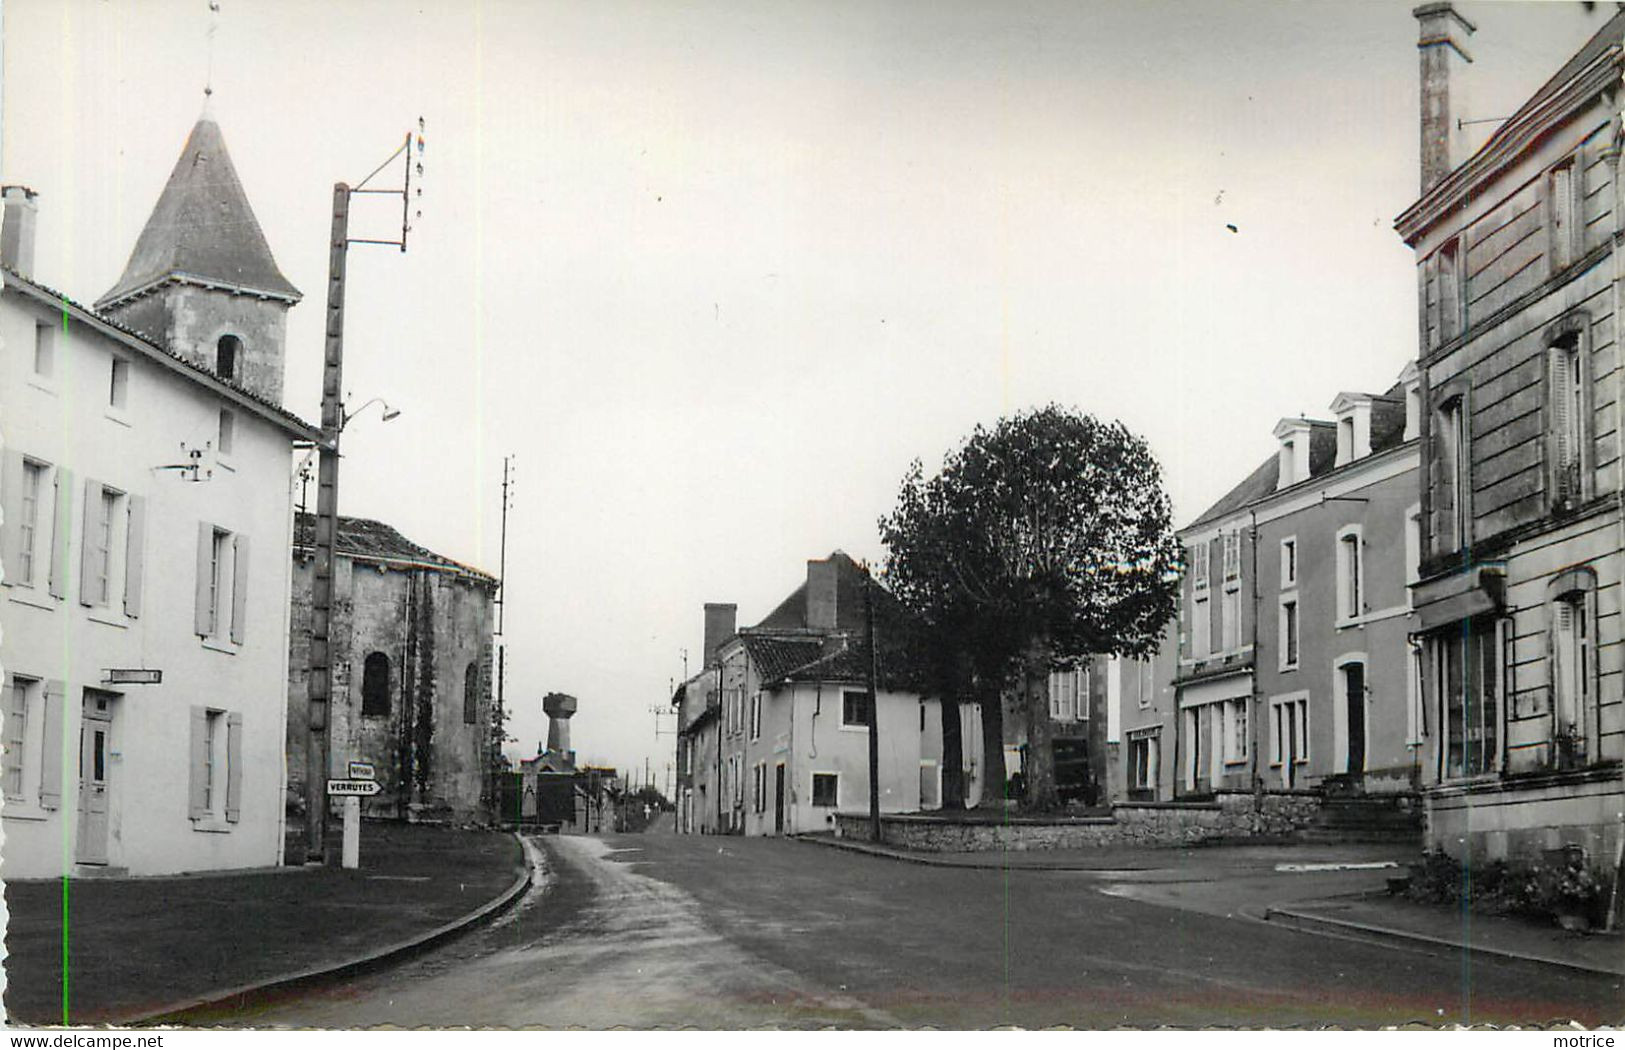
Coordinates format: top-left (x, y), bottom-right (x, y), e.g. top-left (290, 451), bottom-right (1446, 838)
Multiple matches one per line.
top-left (95, 109), bottom-right (301, 309)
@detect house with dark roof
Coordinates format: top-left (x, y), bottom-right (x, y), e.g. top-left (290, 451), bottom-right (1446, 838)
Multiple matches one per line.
top-left (286, 513), bottom-right (498, 826)
top-left (0, 110), bottom-right (321, 877)
top-left (1144, 367), bottom-right (1423, 813)
top-left (672, 552), bottom-right (952, 835)
top-left (1396, 5), bottom-right (1625, 864)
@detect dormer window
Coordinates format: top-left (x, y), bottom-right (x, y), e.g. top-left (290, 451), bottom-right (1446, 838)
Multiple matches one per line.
top-left (1400, 361), bottom-right (1421, 441)
top-left (1330, 393), bottom-right (1373, 468)
top-left (1273, 419), bottom-right (1312, 489)
top-left (217, 334), bottom-right (242, 382)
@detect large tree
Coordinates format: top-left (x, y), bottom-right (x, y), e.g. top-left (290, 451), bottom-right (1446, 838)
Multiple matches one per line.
top-left (879, 405), bottom-right (1181, 812)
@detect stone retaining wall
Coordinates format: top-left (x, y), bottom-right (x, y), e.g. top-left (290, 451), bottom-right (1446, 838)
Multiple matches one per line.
top-left (832, 791), bottom-right (1322, 852)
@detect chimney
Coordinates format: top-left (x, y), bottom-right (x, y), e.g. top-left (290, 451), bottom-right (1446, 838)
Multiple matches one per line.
top-left (542, 692), bottom-right (578, 758)
top-left (1415, 3), bottom-right (1477, 194)
top-left (2, 186), bottom-right (38, 278)
top-left (702, 603), bottom-right (737, 668)
top-left (806, 557), bottom-right (838, 630)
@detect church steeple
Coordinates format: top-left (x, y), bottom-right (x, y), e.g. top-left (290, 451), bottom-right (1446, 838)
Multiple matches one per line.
top-left (96, 110), bottom-right (301, 405)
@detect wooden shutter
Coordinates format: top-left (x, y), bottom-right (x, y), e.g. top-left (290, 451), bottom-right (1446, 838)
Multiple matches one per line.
top-left (1551, 348), bottom-right (1573, 499)
top-left (225, 712), bottom-right (243, 823)
top-left (188, 706), bottom-right (209, 819)
top-left (194, 523), bottom-right (214, 636)
top-left (47, 467), bottom-right (72, 599)
top-left (1, 450), bottom-right (22, 586)
top-left (124, 495), bottom-right (146, 618)
top-left (230, 533), bottom-right (250, 644)
top-left (38, 680), bottom-right (64, 810)
top-left (79, 478), bottom-right (100, 605)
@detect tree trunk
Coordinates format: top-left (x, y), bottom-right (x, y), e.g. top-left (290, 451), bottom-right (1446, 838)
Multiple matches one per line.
top-left (939, 695), bottom-right (965, 810)
top-left (978, 677), bottom-right (1007, 808)
top-left (1022, 646), bottom-right (1062, 812)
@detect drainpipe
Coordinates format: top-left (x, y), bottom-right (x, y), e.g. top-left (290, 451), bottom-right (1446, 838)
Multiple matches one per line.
top-left (1249, 508), bottom-right (1262, 811)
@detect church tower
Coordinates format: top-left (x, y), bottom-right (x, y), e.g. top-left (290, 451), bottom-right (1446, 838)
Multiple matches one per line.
top-left (95, 106), bottom-right (301, 406)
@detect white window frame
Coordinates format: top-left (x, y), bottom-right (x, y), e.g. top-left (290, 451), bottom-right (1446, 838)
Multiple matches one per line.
top-left (1129, 731), bottom-right (1160, 792)
top-left (1279, 536), bottom-right (1296, 589)
top-left (217, 409), bottom-right (236, 460)
top-left (1404, 503), bottom-right (1422, 606)
top-left (1333, 653), bottom-right (1369, 775)
top-left (1335, 524), bottom-right (1365, 627)
top-left (1220, 583), bottom-right (1241, 652)
top-left (16, 459), bottom-right (46, 588)
top-left (3, 675), bottom-right (36, 803)
top-left (1137, 660), bottom-right (1153, 709)
top-left (749, 692), bottom-right (761, 742)
top-left (1406, 640), bottom-right (1424, 748)
top-left (1222, 697), bottom-right (1249, 765)
top-left (1269, 692), bottom-right (1310, 769)
top-left (1435, 618), bottom-right (1507, 782)
top-left (1047, 667), bottom-right (1089, 722)
top-left (32, 321), bottom-right (55, 381)
top-left (1189, 540), bottom-right (1209, 592)
top-left (1190, 594), bottom-right (1211, 659)
top-left (1278, 592), bottom-right (1300, 671)
top-left (1221, 532), bottom-right (1240, 582)
top-left (108, 354), bottom-right (130, 414)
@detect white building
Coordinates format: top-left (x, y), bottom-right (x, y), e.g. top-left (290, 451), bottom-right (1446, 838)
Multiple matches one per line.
top-left (0, 110), bottom-right (318, 877)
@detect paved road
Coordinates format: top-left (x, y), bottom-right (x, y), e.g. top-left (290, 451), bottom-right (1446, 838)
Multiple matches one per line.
top-left (211, 832), bottom-right (1622, 1029)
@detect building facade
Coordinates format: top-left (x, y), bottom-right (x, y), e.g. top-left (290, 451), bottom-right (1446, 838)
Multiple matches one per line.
top-left (286, 514), bottom-right (497, 826)
top-left (1166, 371), bottom-right (1423, 803)
top-left (1397, 6), bottom-right (1625, 862)
top-left (0, 112), bottom-right (319, 877)
top-left (675, 552), bottom-right (952, 835)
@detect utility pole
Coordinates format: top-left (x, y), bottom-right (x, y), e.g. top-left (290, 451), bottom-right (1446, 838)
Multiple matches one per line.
top-left (305, 126), bottom-right (422, 864)
top-left (492, 455), bottom-right (513, 817)
top-left (863, 562), bottom-right (881, 843)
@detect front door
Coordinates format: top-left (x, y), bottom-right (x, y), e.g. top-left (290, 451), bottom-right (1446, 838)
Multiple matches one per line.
top-left (76, 692), bottom-right (115, 865)
top-left (1345, 663), bottom-right (1366, 777)
top-left (773, 763), bottom-right (785, 834)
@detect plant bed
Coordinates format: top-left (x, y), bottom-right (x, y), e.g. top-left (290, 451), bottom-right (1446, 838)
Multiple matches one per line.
top-left (1403, 848), bottom-right (1613, 932)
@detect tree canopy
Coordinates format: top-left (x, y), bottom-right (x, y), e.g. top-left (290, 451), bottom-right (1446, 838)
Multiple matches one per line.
top-left (879, 405), bottom-right (1181, 810)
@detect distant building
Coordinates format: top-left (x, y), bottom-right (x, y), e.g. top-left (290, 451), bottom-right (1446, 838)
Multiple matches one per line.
top-left (675, 552), bottom-right (951, 835)
top-left (1397, 6), bottom-right (1625, 862)
top-left (0, 110), bottom-right (319, 877)
top-left (285, 513), bottom-right (497, 826)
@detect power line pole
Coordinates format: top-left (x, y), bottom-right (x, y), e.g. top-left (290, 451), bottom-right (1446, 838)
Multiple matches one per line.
top-left (305, 127), bottom-right (422, 865)
top-left (863, 562), bottom-right (881, 843)
top-left (492, 455), bottom-right (513, 817)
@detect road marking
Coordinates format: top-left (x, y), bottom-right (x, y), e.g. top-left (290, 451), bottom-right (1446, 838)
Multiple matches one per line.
top-left (1274, 861), bottom-right (1400, 873)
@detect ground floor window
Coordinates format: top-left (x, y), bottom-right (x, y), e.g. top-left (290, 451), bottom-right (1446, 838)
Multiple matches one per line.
top-left (1269, 694), bottom-right (1309, 770)
top-left (1129, 731), bottom-right (1159, 793)
top-left (1222, 698), bottom-right (1248, 765)
top-left (919, 761), bottom-right (940, 809)
top-left (811, 772), bottom-right (838, 807)
top-left (1434, 617), bottom-right (1505, 780)
top-left (1550, 570), bottom-right (1598, 770)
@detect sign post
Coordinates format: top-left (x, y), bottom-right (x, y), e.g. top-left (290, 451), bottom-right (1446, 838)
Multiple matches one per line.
top-left (327, 773), bottom-right (381, 870)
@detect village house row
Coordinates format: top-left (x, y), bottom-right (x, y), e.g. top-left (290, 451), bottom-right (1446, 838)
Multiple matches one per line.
top-left (672, 5), bottom-right (1625, 866)
top-left (0, 107), bottom-right (500, 878)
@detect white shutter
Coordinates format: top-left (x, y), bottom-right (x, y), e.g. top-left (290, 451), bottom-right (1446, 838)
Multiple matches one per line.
top-left (230, 533), bottom-right (250, 644)
top-left (124, 494), bottom-right (146, 617)
top-left (188, 706), bottom-right (209, 819)
top-left (38, 681), bottom-right (64, 810)
top-left (79, 478), bottom-right (100, 606)
top-left (1551, 348), bottom-right (1573, 498)
top-left (195, 523), bottom-right (214, 636)
top-left (47, 467), bottom-right (72, 599)
top-left (225, 712), bottom-right (243, 823)
top-left (1, 450), bottom-right (23, 586)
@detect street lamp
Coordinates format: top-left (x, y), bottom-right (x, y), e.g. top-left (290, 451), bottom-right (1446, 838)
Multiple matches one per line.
top-left (340, 396), bottom-right (402, 429)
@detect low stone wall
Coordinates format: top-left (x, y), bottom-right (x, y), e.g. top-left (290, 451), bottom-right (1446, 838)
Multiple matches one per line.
top-left (832, 791), bottom-right (1322, 852)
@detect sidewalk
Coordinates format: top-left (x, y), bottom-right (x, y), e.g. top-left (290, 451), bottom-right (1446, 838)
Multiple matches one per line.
top-left (794, 830), bottom-right (1408, 873)
top-left (1266, 893), bottom-right (1625, 977)
top-left (3, 822), bottom-right (528, 1026)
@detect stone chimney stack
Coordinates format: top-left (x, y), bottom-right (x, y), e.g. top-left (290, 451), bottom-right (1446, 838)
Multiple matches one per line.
top-left (702, 603), bottom-right (737, 668)
top-left (806, 557), bottom-right (838, 630)
top-left (1415, 3), bottom-right (1477, 194)
top-left (543, 692), bottom-right (578, 757)
top-left (2, 186), bottom-right (38, 278)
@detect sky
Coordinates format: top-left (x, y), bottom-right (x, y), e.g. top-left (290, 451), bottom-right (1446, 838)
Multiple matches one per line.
top-left (2, 0), bottom-right (1613, 785)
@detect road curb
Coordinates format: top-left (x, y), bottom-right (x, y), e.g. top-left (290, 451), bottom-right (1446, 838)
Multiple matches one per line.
top-left (790, 832), bottom-right (1153, 872)
top-left (1263, 903), bottom-right (1625, 978)
top-left (122, 831), bottom-right (538, 1026)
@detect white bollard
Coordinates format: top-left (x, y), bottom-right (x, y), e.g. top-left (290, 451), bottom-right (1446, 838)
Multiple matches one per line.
top-left (342, 794), bottom-right (361, 869)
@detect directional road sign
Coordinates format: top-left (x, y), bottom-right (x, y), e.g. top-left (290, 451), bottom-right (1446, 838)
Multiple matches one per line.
top-left (327, 778), bottom-right (383, 797)
top-left (348, 761), bottom-right (376, 780)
